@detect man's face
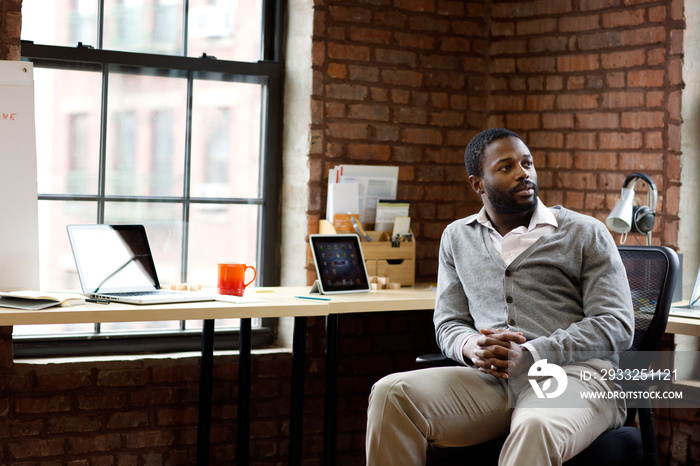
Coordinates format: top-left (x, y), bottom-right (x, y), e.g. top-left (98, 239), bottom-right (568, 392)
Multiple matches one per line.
top-left (472, 137), bottom-right (538, 215)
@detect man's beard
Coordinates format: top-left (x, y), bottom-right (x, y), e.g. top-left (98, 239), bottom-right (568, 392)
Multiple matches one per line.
top-left (485, 181), bottom-right (539, 215)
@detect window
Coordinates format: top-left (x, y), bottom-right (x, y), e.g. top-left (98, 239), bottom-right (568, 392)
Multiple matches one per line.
top-left (15, 0), bottom-right (284, 357)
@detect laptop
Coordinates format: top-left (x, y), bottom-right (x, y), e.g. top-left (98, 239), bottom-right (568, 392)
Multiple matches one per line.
top-left (67, 224), bottom-right (214, 305)
top-left (308, 234), bottom-right (371, 295)
top-left (670, 265), bottom-right (700, 318)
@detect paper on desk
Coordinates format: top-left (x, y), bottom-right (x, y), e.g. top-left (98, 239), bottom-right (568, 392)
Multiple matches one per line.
top-left (326, 182), bottom-right (359, 224)
top-left (329, 165), bottom-right (398, 225)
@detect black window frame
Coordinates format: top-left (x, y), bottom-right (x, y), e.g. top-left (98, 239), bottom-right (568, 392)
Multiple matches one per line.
top-left (14, 0), bottom-right (286, 358)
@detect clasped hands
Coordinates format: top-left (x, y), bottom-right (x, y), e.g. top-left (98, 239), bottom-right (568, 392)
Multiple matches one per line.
top-left (463, 328), bottom-right (534, 379)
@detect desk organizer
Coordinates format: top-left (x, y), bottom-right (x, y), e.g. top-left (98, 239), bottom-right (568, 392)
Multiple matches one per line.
top-left (319, 220), bottom-right (415, 287)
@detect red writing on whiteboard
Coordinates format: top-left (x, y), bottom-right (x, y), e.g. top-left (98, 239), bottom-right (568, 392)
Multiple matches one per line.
top-left (1, 113), bottom-right (17, 121)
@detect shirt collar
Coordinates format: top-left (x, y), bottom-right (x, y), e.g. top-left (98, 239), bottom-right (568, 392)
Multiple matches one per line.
top-left (466, 198), bottom-right (558, 232)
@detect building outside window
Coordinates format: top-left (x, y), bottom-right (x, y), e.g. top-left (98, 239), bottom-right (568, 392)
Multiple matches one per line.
top-left (15, 0), bottom-right (284, 357)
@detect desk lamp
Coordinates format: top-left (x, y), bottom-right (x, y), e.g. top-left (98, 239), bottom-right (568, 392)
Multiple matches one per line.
top-left (606, 173), bottom-right (657, 245)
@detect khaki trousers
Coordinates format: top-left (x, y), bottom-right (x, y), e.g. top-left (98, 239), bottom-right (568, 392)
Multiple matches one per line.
top-left (366, 361), bottom-right (626, 466)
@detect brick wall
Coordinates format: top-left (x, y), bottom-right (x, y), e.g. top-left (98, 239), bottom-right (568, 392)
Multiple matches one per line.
top-left (0, 0), bottom-right (694, 465)
top-left (308, 0), bottom-right (689, 464)
top-left (0, 0), bottom-right (21, 61)
top-left (308, 0), bottom-right (684, 288)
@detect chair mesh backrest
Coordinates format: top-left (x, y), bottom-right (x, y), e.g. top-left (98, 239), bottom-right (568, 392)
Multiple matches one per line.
top-left (617, 246), bottom-right (676, 370)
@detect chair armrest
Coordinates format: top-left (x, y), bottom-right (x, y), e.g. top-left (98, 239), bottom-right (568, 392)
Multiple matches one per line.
top-left (415, 353), bottom-right (459, 367)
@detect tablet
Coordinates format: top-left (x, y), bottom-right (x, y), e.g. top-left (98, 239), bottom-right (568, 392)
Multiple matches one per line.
top-left (309, 234), bottom-right (371, 294)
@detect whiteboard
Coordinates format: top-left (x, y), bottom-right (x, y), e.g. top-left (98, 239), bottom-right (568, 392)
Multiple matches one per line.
top-left (0, 61), bottom-right (40, 291)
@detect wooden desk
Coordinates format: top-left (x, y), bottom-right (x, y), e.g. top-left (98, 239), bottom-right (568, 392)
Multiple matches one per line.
top-left (0, 294), bottom-right (328, 466)
top-left (666, 316), bottom-right (700, 337)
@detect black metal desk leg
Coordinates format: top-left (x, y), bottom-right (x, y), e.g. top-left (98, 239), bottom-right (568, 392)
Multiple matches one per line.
top-left (237, 318), bottom-right (251, 466)
top-left (288, 316), bottom-right (308, 466)
top-left (197, 319), bottom-right (215, 466)
top-left (324, 314), bottom-right (339, 466)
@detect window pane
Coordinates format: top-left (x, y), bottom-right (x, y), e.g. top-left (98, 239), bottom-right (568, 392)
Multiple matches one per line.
top-left (103, 0), bottom-right (185, 55)
top-left (187, 204), bottom-right (259, 288)
top-left (104, 202), bottom-right (184, 286)
top-left (190, 79), bottom-right (262, 199)
top-left (187, 0), bottom-right (262, 62)
top-left (21, 0), bottom-right (98, 48)
top-left (35, 67), bottom-right (103, 195)
top-left (38, 200), bottom-right (97, 291)
top-left (105, 70), bottom-right (187, 196)
top-left (101, 320), bottom-right (181, 333)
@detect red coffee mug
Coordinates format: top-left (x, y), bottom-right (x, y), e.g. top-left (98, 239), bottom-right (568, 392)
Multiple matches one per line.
top-left (217, 263), bottom-right (257, 297)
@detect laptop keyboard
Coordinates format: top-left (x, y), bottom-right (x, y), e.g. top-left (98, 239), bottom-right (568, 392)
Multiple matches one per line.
top-left (106, 290), bottom-right (175, 297)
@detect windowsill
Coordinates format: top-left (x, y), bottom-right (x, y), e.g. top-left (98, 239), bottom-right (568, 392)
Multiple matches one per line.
top-left (15, 346), bottom-right (292, 365)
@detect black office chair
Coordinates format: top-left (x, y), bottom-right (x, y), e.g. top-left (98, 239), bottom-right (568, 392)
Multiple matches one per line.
top-left (417, 245), bottom-right (679, 466)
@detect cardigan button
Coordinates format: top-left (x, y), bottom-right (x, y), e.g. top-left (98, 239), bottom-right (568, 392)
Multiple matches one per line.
top-left (506, 296), bottom-right (513, 303)
top-left (505, 269), bottom-right (512, 277)
top-left (508, 319), bottom-right (516, 326)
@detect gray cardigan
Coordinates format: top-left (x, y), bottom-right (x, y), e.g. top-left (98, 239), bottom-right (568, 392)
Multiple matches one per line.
top-left (434, 206), bottom-right (634, 367)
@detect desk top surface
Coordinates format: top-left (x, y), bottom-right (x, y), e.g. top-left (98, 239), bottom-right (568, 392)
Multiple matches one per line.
top-left (3, 286), bottom-right (698, 338)
top-left (0, 286), bottom-right (438, 326)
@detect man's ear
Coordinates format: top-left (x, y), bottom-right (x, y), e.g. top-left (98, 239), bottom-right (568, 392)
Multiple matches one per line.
top-left (468, 175), bottom-right (484, 195)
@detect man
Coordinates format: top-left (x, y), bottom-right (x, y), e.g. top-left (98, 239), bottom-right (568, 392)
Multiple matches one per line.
top-left (366, 128), bottom-right (634, 465)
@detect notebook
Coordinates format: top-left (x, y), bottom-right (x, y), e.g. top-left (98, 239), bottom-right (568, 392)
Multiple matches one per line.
top-left (67, 224), bottom-right (214, 305)
top-left (670, 265), bottom-right (700, 318)
top-left (308, 234), bottom-right (371, 295)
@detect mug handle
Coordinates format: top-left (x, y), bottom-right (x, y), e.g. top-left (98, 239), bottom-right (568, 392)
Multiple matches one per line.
top-left (244, 265), bottom-right (257, 288)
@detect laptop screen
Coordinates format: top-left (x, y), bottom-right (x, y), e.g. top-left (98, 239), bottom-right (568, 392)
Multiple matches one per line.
top-left (67, 225), bottom-right (161, 294)
top-left (690, 266), bottom-right (700, 307)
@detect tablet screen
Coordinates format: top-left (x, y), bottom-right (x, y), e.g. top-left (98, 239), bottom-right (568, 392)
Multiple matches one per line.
top-left (309, 234), bottom-right (371, 294)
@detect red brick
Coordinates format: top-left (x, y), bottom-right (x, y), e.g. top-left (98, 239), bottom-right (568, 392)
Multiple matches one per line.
top-left (516, 56), bottom-right (556, 73)
top-left (628, 69), bottom-right (665, 88)
top-left (529, 36), bottom-right (568, 53)
top-left (559, 15), bottom-right (600, 33)
top-left (327, 63), bottom-right (347, 79)
top-left (375, 49), bottom-right (417, 67)
top-left (328, 6), bottom-right (372, 23)
top-left (69, 433), bottom-right (122, 454)
top-left (621, 111), bottom-right (664, 129)
top-left (556, 94), bottom-right (599, 110)
top-left (558, 54), bottom-right (600, 73)
top-left (577, 112), bottom-right (619, 129)
top-left (16, 394), bottom-right (71, 414)
top-left (619, 152), bottom-right (664, 171)
top-left (401, 128), bottom-right (443, 145)
top-left (395, 0), bottom-right (436, 13)
top-left (374, 11), bottom-right (407, 28)
top-left (601, 90), bottom-right (644, 108)
top-left (349, 27), bottom-right (391, 45)
top-left (648, 5), bottom-right (666, 22)
top-left (565, 132), bottom-right (597, 150)
top-left (430, 110), bottom-right (464, 127)
top-left (573, 151), bottom-right (618, 170)
top-left (505, 113), bottom-right (540, 130)
top-left (621, 26), bottom-right (666, 47)
top-left (602, 8), bottom-right (645, 28)
top-left (325, 83), bottom-right (368, 100)
top-left (347, 143), bottom-right (391, 161)
top-left (395, 107), bottom-right (427, 125)
top-left (8, 438), bottom-right (65, 459)
top-left (327, 43), bottom-right (371, 61)
top-left (381, 69), bottom-right (423, 87)
top-left (542, 113), bottom-right (574, 129)
top-left (599, 132), bottom-right (643, 150)
top-left (491, 58), bottom-right (515, 73)
top-left (490, 95), bottom-right (525, 111)
top-left (601, 50), bottom-right (646, 69)
top-left (326, 122), bottom-right (368, 139)
top-left (395, 31), bottom-right (434, 49)
top-left (516, 17), bottom-right (557, 35)
top-left (347, 104), bottom-right (390, 121)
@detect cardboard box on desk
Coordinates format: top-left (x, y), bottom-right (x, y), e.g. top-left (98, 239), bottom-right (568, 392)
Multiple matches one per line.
top-left (319, 220), bottom-right (415, 287)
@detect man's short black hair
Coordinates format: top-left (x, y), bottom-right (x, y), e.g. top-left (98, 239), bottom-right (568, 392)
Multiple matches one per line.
top-left (464, 128), bottom-right (524, 177)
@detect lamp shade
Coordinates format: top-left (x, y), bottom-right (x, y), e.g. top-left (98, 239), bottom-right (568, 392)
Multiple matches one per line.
top-left (606, 187), bottom-right (635, 233)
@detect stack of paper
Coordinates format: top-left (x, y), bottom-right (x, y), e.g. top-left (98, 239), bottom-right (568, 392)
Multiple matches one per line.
top-left (327, 165), bottom-right (399, 226)
top-left (0, 291), bottom-right (85, 310)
